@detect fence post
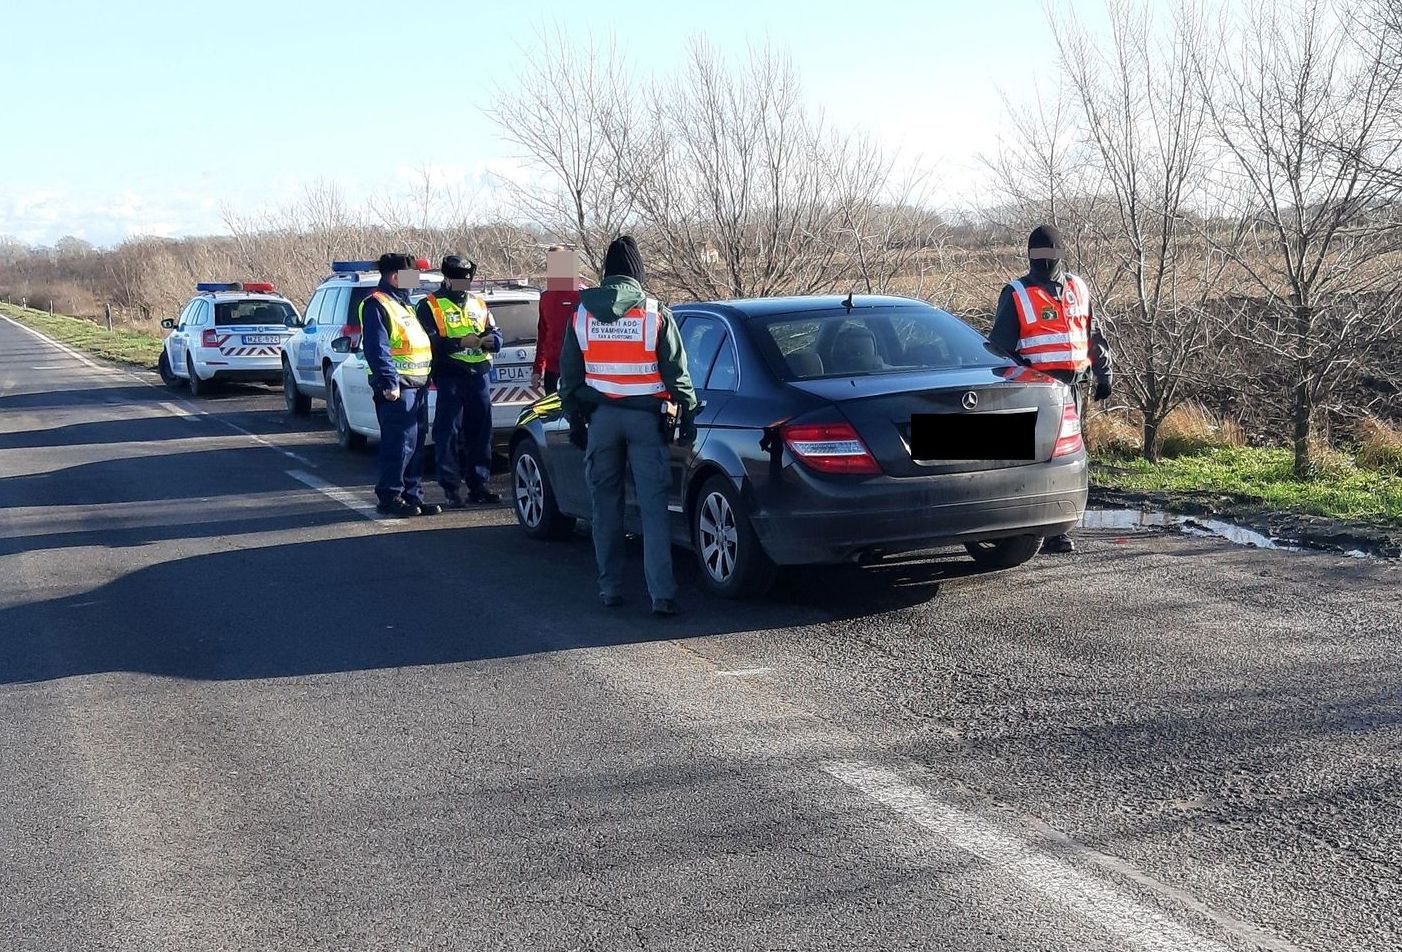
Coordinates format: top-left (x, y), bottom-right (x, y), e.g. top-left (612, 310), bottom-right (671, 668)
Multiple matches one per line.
top-left (104, 302), bottom-right (113, 331)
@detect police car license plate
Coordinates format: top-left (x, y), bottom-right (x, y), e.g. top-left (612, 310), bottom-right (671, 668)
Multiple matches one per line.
top-left (243, 335), bottom-right (282, 345)
top-left (493, 364), bottom-right (532, 384)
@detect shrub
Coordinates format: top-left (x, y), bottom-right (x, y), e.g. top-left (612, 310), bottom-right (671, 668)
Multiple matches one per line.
top-left (1158, 403), bottom-right (1247, 458)
top-left (1357, 415), bottom-right (1402, 473)
top-left (1085, 409), bottom-right (1142, 458)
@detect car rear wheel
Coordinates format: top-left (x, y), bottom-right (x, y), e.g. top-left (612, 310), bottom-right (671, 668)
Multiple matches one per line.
top-left (332, 385), bottom-right (367, 452)
top-left (284, 361), bottom-right (311, 415)
top-left (512, 438), bottom-right (574, 540)
top-left (186, 355), bottom-right (209, 397)
top-left (692, 475), bottom-right (776, 599)
top-left (964, 535), bottom-right (1041, 570)
top-left (158, 350), bottom-right (182, 389)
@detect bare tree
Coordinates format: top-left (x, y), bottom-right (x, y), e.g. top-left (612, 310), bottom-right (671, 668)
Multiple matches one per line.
top-left (1054, 1), bottom-right (1228, 460)
top-left (1197, 0), bottom-right (1402, 476)
top-left (486, 27), bottom-right (636, 280)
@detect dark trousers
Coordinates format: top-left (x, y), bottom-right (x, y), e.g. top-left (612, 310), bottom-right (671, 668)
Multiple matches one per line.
top-left (433, 371), bottom-right (492, 495)
top-left (374, 386), bottom-right (428, 505)
top-left (543, 370), bottom-right (559, 395)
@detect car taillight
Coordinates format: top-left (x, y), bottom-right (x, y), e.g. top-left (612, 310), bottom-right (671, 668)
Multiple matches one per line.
top-left (201, 329), bottom-right (221, 348)
top-left (1053, 401), bottom-right (1083, 458)
top-left (782, 422), bottom-right (882, 475)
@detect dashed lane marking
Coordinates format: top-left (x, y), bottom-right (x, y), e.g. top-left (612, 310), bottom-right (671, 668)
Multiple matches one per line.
top-left (286, 469), bottom-right (387, 526)
top-left (717, 667), bottom-right (775, 677)
top-left (821, 760), bottom-right (1245, 952)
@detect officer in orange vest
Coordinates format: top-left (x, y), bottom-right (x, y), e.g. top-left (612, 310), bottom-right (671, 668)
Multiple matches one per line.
top-left (558, 236), bottom-right (697, 616)
top-left (991, 225), bottom-right (1112, 554)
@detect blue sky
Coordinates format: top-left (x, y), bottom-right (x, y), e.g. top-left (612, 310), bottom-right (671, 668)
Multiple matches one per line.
top-left (0, 0), bottom-right (1107, 246)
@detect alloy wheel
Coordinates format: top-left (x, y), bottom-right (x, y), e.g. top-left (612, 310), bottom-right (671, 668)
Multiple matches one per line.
top-left (515, 451), bottom-right (544, 528)
top-left (698, 491), bottom-right (739, 583)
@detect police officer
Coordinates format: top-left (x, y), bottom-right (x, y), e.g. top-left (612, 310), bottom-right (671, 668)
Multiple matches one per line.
top-left (416, 255), bottom-right (503, 507)
top-left (361, 252), bottom-right (441, 518)
top-left (558, 236), bottom-right (697, 616)
top-left (991, 225), bottom-right (1112, 553)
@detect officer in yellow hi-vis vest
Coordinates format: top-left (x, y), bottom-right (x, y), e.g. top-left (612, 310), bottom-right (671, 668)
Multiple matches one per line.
top-left (361, 253), bottom-right (441, 518)
top-left (416, 255), bottom-right (503, 508)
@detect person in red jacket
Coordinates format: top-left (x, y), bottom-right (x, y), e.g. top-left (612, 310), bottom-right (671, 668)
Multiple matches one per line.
top-left (532, 245), bottom-right (583, 394)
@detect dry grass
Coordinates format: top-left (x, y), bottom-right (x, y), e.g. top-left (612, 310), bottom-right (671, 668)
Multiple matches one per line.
top-left (1357, 415), bottom-right (1402, 473)
top-left (1085, 409), bottom-right (1143, 458)
top-left (1158, 403), bottom-right (1247, 458)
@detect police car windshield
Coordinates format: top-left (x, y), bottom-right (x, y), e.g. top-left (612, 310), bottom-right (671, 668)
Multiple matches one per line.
top-left (753, 307), bottom-right (1009, 381)
top-left (488, 300), bottom-right (538, 345)
top-left (215, 300), bottom-right (297, 327)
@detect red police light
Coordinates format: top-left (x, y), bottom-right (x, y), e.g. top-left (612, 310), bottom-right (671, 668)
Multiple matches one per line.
top-left (415, 258), bottom-right (430, 270)
top-left (242, 282), bottom-right (276, 293)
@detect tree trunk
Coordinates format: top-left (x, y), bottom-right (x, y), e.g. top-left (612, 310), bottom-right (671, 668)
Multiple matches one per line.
top-left (1291, 302), bottom-right (1313, 479)
top-left (1142, 416), bottom-right (1161, 463)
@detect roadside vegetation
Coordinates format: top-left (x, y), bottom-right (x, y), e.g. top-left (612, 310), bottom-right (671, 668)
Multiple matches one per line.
top-left (0, 302), bottom-right (162, 368)
top-left (1088, 405), bottom-right (1402, 526)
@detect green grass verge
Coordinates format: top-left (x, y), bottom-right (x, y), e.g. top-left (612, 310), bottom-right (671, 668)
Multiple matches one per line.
top-left (0, 303), bottom-right (164, 368)
top-left (1093, 446), bottom-right (1402, 525)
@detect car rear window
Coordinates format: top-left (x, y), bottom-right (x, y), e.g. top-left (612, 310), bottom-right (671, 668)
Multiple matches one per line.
top-left (751, 306), bottom-right (1010, 381)
top-left (215, 299), bottom-right (298, 327)
top-left (487, 299), bottom-right (538, 345)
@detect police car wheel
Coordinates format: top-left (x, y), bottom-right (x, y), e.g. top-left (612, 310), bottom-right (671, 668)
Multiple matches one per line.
top-left (512, 439), bottom-right (573, 540)
top-left (332, 386), bottom-right (367, 452)
top-left (283, 361), bottom-right (311, 415)
top-left (964, 534), bottom-right (1041, 570)
top-left (186, 355), bottom-right (209, 397)
top-left (158, 350), bottom-right (181, 389)
top-left (692, 475), bottom-right (776, 599)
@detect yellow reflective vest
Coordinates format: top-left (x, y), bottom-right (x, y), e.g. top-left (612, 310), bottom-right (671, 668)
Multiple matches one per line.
top-left (360, 290), bottom-right (433, 385)
top-left (425, 292), bottom-right (492, 366)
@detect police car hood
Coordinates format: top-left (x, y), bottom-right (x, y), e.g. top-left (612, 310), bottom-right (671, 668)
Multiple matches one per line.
top-left (579, 277), bottom-right (646, 321)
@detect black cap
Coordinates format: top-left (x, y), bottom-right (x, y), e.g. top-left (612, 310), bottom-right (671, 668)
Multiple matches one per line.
top-left (603, 235), bottom-right (645, 283)
top-left (1028, 225), bottom-right (1064, 260)
top-left (375, 253), bottom-right (415, 273)
top-left (441, 255), bottom-right (476, 281)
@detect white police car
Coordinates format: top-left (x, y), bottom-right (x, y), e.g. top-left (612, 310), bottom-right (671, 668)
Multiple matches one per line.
top-left (280, 260), bottom-right (438, 415)
top-left (327, 280), bottom-right (544, 451)
top-left (159, 283), bottom-right (298, 396)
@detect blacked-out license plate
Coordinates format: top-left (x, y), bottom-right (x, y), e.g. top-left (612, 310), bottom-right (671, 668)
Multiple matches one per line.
top-left (910, 411), bottom-right (1037, 461)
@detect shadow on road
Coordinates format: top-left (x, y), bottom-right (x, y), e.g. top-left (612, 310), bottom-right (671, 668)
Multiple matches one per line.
top-left (0, 524), bottom-right (986, 684)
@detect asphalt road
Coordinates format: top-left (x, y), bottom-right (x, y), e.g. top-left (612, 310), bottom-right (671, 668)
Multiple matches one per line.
top-left (1, 314), bottom-right (1399, 952)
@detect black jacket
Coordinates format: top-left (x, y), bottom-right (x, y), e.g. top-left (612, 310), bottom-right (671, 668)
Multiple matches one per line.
top-left (990, 271), bottom-right (1112, 387)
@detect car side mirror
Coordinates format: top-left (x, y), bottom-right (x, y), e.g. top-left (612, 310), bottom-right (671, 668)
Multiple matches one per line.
top-left (331, 335), bottom-right (354, 354)
top-left (160, 318), bottom-right (175, 329)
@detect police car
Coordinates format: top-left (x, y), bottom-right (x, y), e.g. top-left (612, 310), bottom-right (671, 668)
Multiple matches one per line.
top-left (279, 261), bottom-right (438, 415)
top-left (327, 278), bottom-right (544, 452)
top-left (158, 283), bottom-right (298, 396)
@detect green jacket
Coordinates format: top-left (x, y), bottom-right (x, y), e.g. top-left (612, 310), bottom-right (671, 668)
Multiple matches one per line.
top-left (559, 275), bottom-right (698, 416)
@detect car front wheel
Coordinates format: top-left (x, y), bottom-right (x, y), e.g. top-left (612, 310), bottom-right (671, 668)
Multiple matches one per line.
top-left (512, 438), bottom-right (575, 540)
top-left (332, 386), bottom-right (367, 452)
top-left (284, 361), bottom-right (311, 415)
top-left (964, 535), bottom-right (1041, 570)
top-left (692, 475), bottom-right (776, 599)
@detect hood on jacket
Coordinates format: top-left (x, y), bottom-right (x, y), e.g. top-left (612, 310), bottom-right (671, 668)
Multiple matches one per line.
top-left (579, 275), bottom-right (647, 323)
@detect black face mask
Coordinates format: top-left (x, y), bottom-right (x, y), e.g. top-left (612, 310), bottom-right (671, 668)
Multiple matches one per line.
top-left (1030, 257), bottom-right (1064, 283)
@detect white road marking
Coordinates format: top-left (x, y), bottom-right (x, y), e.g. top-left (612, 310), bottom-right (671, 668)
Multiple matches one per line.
top-left (1, 314), bottom-right (104, 370)
top-left (157, 401), bottom-right (200, 421)
top-left (31, 364), bottom-right (69, 370)
top-left (286, 470), bottom-right (386, 525)
top-left (821, 761), bottom-right (1235, 952)
top-left (717, 666), bottom-right (775, 677)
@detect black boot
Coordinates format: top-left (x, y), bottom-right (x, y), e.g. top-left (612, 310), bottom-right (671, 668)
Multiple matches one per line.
top-left (469, 489), bottom-right (502, 504)
top-left (375, 498), bottom-right (418, 519)
top-left (1041, 533), bottom-right (1076, 554)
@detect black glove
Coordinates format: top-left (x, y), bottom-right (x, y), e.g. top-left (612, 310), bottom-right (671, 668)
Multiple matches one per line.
top-left (568, 412), bottom-right (589, 450)
top-left (1094, 375), bottom-right (1112, 402)
top-left (678, 409), bottom-right (698, 447)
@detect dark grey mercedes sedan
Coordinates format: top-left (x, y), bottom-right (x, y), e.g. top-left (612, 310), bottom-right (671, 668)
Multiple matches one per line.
top-left (508, 295), bottom-right (1087, 598)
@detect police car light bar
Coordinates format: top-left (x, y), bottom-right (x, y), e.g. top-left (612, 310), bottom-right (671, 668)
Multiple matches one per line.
top-left (242, 282), bottom-right (277, 293)
top-left (330, 261), bottom-right (377, 273)
top-left (196, 282), bottom-right (241, 292)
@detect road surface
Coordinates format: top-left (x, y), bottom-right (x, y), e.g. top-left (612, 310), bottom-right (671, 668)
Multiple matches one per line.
top-left (1, 315), bottom-right (1398, 952)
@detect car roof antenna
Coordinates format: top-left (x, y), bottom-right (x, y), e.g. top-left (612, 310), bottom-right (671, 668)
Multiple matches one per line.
top-left (843, 290), bottom-right (854, 312)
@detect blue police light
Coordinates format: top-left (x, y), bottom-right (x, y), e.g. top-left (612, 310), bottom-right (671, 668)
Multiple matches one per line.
top-left (196, 282), bottom-right (241, 292)
top-left (330, 261), bottom-right (377, 273)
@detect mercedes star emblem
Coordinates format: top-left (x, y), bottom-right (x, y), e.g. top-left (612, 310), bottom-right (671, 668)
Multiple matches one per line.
top-left (962, 391), bottom-right (979, 410)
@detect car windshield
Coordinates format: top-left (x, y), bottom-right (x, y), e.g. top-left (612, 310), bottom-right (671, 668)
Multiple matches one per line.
top-left (215, 300), bottom-right (297, 327)
top-left (487, 300), bottom-right (538, 345)
top-left (752, 306), bottom-right (1010, 381)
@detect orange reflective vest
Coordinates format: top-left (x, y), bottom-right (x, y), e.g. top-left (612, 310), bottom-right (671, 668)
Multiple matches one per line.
top-left (359, 290), bottom-right (433, 385)
top-left (1006, 273), bottom-right (1092, 373)
top-left (572, 298), bottom-right (670, 400)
